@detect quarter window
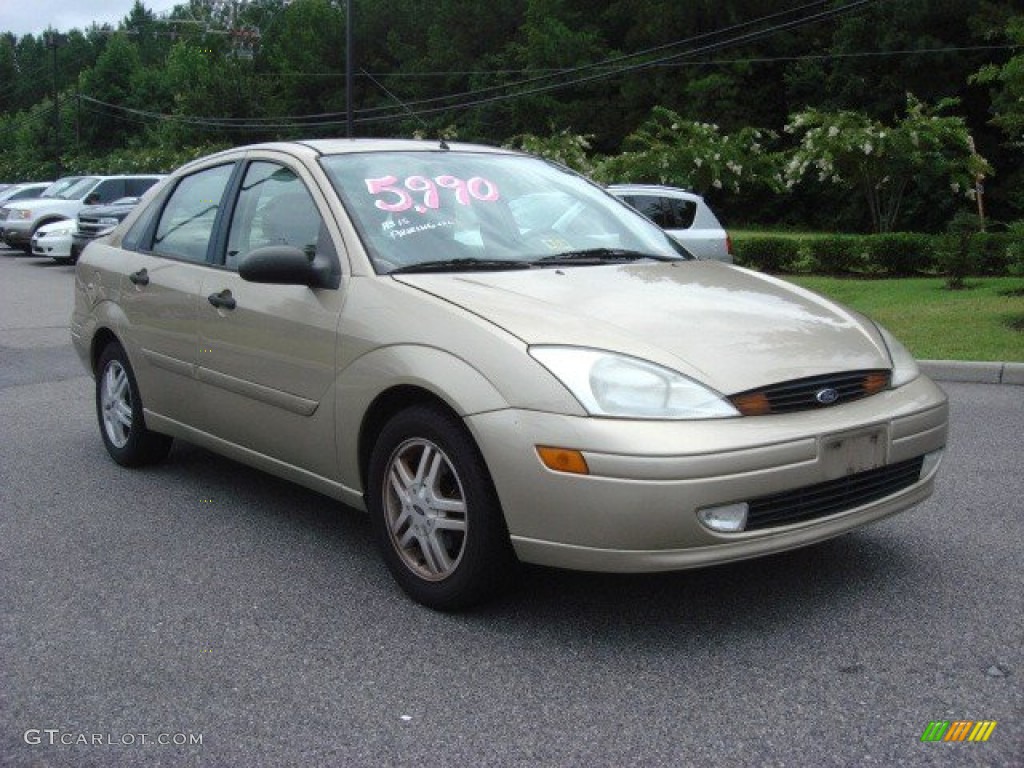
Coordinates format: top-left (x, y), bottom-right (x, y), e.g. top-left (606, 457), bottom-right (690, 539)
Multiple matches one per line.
top-left (152, 164), bottom-right (234, 264)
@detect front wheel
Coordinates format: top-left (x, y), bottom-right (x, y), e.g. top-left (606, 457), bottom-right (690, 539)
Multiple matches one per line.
top-left (367, 405), bottom-right (517, 610)
top-left (95, 342), bottom-right (173, 467)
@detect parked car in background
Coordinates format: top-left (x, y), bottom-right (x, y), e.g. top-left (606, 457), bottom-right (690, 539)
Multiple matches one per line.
top-left (1, 176), bottom-right (84, 251)
top-left (31, 218), bottom-right (75, 262)
top-left (0, 174), bottom-right (162, 253)
top-left (72, 139), bottom-right (947, 610)
top-left (0, 181), bottom-right (50, 207)
top-left (70, 196), bottom-right (148, 263)
top-left (608, 184), bottom-right (732, 262)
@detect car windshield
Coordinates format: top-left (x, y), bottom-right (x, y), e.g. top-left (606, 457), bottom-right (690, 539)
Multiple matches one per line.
top-left (41, 176), bottom-right (85, 198)
top-left (52, 177), bottom-right (100, 201)
top-left (320, 151), bottom-right (689, 273)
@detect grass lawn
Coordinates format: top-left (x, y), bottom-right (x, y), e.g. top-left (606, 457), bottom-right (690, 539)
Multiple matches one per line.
top-left (783, 276), bottom-right (1024, 362)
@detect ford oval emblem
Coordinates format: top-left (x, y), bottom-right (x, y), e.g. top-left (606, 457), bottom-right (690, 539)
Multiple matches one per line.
top-left (816, 388), bottom-right (840, 405)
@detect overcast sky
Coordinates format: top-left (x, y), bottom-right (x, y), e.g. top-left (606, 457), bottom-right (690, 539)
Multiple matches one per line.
top-left (1, 1), bottom-right (183, 38)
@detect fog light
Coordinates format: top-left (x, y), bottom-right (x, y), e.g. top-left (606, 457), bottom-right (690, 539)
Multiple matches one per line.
top-left (920, 448), bottom-right (944, 479)
top-left (698, 502), bottom-right (749, 533)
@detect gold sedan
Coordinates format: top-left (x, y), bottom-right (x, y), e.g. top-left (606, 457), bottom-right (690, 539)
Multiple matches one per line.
top-left (72, 140), bottom-right (947, 610)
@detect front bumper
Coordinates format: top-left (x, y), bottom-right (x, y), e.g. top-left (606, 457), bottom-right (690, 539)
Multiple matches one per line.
top-left (2, 220), bottom-right (32, 247)
top-left (32, 231), bottom-right (73, 259)
top-left (467, 375), bottom-right (947, 572)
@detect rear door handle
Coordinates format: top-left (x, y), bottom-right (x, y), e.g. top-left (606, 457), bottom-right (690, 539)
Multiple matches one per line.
top-left (207, 289), bottom-right (236, 310)
top-left (129, 268), bottom-right (149, 286)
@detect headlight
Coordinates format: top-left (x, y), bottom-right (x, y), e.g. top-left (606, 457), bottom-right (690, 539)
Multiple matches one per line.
top-left (49, 225), bottom-right (74, 237)
top-left (876, 324), bottom-right (919, 387)
top-left (530, 346), bottom-right (739, 420)
top-left (12, 209), bottom-right (32, 220)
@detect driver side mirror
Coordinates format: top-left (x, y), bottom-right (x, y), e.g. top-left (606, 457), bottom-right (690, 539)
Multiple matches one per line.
top-left (238, 245), bottom-right (339, 289)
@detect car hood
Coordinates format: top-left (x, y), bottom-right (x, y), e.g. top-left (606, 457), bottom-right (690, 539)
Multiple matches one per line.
top-left (79, 202), bottom-right (135, 217)
top-left (4, 198), bottom-right (81, 214)
top-left (394, 261), bottom-right (891, 394)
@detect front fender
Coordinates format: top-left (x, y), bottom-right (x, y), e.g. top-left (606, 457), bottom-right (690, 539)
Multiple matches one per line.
top-left (335, 344), bottom-right (511, 495)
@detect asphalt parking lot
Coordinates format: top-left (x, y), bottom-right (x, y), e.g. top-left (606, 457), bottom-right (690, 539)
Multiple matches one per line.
top-left (0, 246), bottom-right (1021, 767)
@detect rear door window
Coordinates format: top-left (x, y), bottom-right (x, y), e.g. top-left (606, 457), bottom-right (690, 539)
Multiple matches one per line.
top-left (127, 177), bottom-right (160, 197)
top-left (92, 179), bottom-right (127, 204)
top-left (151, 164), bottom-right (234, 264)
top-left (626, 195), bottom-right (697, 230)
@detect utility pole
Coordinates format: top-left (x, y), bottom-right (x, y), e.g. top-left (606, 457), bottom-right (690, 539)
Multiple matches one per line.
top-left (346, 0), bottom-right (354, 138)
top-left (44, 31), bottom-right (65, 179)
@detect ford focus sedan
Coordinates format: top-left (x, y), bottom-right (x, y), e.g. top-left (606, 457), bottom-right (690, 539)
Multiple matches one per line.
top-left (71, 139), bottom-right (947, 610)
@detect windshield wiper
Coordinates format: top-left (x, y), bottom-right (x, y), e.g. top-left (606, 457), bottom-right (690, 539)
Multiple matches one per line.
top-left (531, 248), bottom-right (677, 266)
top-left (388, 258), bottom-right (532, 274)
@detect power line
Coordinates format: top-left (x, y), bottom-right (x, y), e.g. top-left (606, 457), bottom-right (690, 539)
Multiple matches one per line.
top-left (79, 0), bottom-right (882, 132)
top-left (354, 0), bottom-right (874, 118)
top-left (251, 45), bottom-right (1018, 81)
top-left (355, 0), bottom-right (881, 124)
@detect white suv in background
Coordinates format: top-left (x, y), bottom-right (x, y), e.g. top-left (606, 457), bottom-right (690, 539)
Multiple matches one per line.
top-left (0, 174), bottom-right (163, 253)
top-left (608, 184), bottom-right (732, 263)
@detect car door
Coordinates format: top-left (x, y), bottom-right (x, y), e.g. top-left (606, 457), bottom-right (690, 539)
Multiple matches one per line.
top-left (196, 159), bottom-right (344, 479)
top-left (115, 162), bottom-right (237, 426)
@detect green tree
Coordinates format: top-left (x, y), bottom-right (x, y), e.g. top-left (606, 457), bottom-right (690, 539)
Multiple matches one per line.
top-left (972, 15), bottom-right (1024, 144)
top-left (79, 34), bottom-right (143, 149)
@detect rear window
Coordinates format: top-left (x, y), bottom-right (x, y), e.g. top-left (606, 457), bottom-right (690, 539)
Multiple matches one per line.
top-left (622, 195), bottom-right (697, 230)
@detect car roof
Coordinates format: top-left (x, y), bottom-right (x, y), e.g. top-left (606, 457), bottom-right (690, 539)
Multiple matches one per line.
top-left (607, 184), bottom-right (705, 202)
top-left (179, 138), bottom-right (517, 168)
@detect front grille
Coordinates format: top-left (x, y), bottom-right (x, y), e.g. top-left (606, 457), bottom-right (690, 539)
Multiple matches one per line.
top-left (77, 217), bottom-right (111, 237)
top-left (730, 370), bottom-right (890, 416)
top-left (745, 456), bottom-right (924, 531)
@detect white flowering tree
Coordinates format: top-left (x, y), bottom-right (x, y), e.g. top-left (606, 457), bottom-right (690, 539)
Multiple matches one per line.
top-left (592, 106), bottom-right (780, 194)
top-left (784, 95), bottom-right (991, 233)
top-left (504, 126), bottom-right (599, 177)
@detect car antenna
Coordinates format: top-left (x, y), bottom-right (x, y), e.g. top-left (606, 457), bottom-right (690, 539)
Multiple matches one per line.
top-left (361, 68), bottom-right (450, 150)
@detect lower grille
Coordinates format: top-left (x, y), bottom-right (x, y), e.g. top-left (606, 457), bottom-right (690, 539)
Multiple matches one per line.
top-left (745, 456), bottom-right (924, 531)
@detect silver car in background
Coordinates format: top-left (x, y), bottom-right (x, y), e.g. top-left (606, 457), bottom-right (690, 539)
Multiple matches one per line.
top-left (609, 183), bottom-right (732, 262)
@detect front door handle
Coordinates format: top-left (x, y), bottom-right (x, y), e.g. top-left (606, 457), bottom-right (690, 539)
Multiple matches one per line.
top-left (129, 268), bottom-right (149, 286)
top-left (207, 289), bottom-right (236, 310)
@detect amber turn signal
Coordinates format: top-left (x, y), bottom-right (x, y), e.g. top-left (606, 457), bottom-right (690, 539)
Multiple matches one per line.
top-left (536, 446), bottom-right (590, 475)
top-left (730, 391), bottom-right (772, 416)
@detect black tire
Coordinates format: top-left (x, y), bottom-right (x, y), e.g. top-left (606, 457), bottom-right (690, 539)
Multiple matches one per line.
top-left (95, 342), bottom-right (173, 467)
top-left (367, 404), bottom-right (517, 611)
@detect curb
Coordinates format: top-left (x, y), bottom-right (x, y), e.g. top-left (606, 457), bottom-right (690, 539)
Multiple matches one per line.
top-left (920, 360), bottom-right (1024, 386)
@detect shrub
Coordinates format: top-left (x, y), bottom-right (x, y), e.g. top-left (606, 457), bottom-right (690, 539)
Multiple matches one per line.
top-left (1007, 221), bottom-right (1024, 277)
top-left (937, 212), bottom-right (981, 289)
top-left (865, 232), bottom-right (933, 276)
top-left (806, 235), bottom-right (864, 275)
top-left (733, 236), bottom-right (802, 273)
top-left (970, 231), bottom-right (1012, 276)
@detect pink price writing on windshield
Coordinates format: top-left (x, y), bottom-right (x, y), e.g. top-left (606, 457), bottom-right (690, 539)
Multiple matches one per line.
top-left (365, 175), bottom-right (500, 213)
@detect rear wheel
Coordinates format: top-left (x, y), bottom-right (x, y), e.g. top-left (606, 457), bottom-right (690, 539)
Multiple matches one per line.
top-left (95, 342), bottom-right (172, 467)
top-left (367, 405), bottom-right (517, 610)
